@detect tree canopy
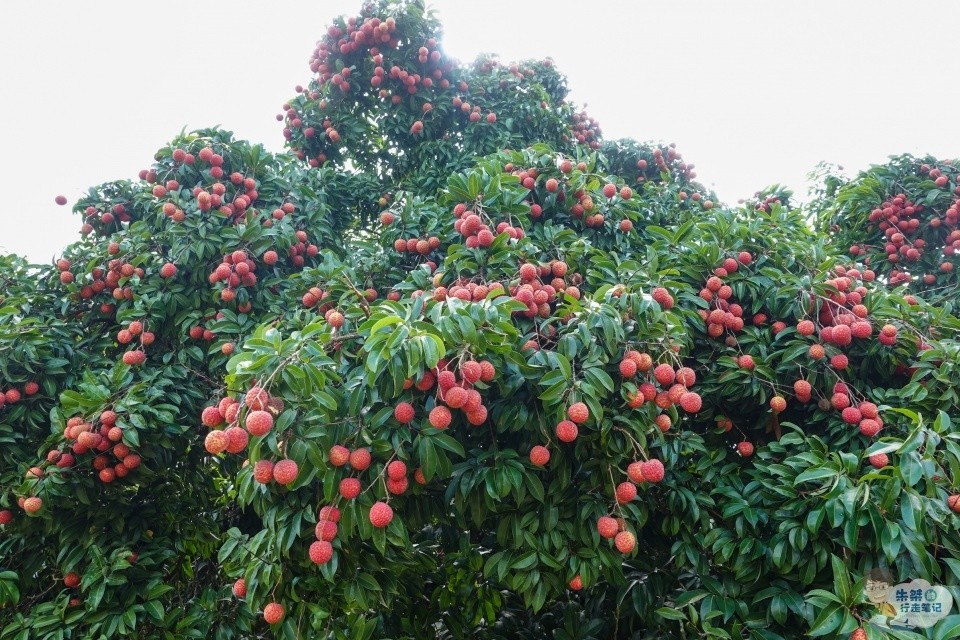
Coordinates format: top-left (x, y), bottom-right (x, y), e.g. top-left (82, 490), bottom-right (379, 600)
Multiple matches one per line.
top-left (2, 2), bottom-right (959, 639)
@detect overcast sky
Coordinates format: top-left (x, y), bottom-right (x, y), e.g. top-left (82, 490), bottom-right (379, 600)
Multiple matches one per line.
top-left (2, 1), bottom-right (958, 263)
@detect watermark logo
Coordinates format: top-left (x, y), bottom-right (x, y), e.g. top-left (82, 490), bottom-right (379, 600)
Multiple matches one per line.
top-left (862, 569), bottom-right (953, 630)
top-left (886, 578), bottom-right (952, 629)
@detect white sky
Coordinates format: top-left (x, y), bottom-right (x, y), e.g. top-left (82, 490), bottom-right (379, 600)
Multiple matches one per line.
top-left (2, 1), bottom-right (958, 263)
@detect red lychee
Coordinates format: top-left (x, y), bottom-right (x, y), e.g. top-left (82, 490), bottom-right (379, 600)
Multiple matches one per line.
top-left (567, 402), bottom-right (589, 424)
top-left (597, 516), bottom-right (619, 539)
top-left (272, 459), bottom-right (299, 485)
top-left (263, 602), bottom-right (285, 624)
top-left (245, 410), bottom-right (273, 436)
top-left (529, 445), bottom-right (550, 466)
top-left (615, 530), bottom-right (636, 553)
top-left (615, 481), bottom-right (637, 504)
top-left (369, 501), bottom-right (393, 528)
top-left (640, 459), bottom-right (665, 483)
top-left (309, 540), bottom-right (333, 564)
top-left (555, 420), bottom-right (578, 443)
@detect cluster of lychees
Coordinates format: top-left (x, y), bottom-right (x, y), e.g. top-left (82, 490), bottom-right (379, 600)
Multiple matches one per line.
top-left (10, 410), bottom-right (144, 519)
top-left (452, 201), bottom-right (526, 247)
top-left (697, 252), bottom-right (755, 341)
top-left (115, 318), bottom-right (152, 366)
top-left (0, 382), bottom-right (37, 411)
top-left (396, 356), bottom-right (498, 430)
top-left (622, 351), bottom-right (701, 433)
top-left (57, 253), bottom-right (142, 312)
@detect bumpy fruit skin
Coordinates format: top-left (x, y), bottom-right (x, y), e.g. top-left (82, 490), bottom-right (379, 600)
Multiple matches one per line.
top-left (460, 360), bottom-right (482, 384)
top-left (252, 459), bottom-right (274, 484)
top-left (679, 392), bottom-right (702, 413)
top-left (201, 405), bottom-right (224, 427)
top-left (770, 396), bottom-right (787, 413)
top-left (387, 460), bottom-right (407, 480)
top-left (315, 519), bottom-right (338, 541)
top-left (224, 427), bottom-right (249, 454)
top-left (947, 495), bottom-right (960, 514)
top-left (23, 497), bottom-right (42, 513)
top-left (349, 448), bottom-right (371, 470)
top-left (245, 410), bottom-right (274, 436)
top-left (868, 453), bottom-right (889, 469)
top-left (597, 516), bottom-right (619, 539)
top-left (204, 430), bottom-right (228, 454)
top-left (232, 578), bottom-right (246, 598)
top-left (615, 530), bottom-right (636, 553)
top-left (394, 402), bottom-right (415, 424)
top-left (568, 575), bottom-right (583, 590)
top-left (737, 442), bottom-right (754, 458)
top-left (329, 445), bottom-right (350, 466)
top-left (272, 459), bottom-right (299, 485)
top-left (0, 510), bottom-right (12, 525)
top-left (529, 445), bottom-right (550, 466)
top-left (318, 505), bottom-right (341, 523)
top-left (640, 459), bottom-right (665, 483)
top-left (263, 602), bottom-right (285, 624)
top-left (859, 419), bottom-right (881, 437)
top-left (244, 387), bottom-right (269, 410)
top-left (429, 405), bottom-right (452, 429)
top-left (369, 501), bottom-right (394, 528)
top-left (850, 629), bottom-right (867, 640)
top-left (615, 481), bottom-right (637, 504)
top-left (627, 461), bottom-right (645, 483)
top-left (339, 477), bottom-right (361, 499)
top-left (654, 364), bottom-right (675, 387)
top-left (63, 572), bottom-right (80, 588)
top-left (309, 540), bottom-right (334, 564)
top-left (567, 402), bottom-right (589, 424)
top-left (555, 420), bottom-right (578, 442)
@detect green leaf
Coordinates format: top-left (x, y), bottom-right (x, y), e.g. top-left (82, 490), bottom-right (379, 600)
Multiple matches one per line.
top-left (655, 607), bottom-right (686, 621)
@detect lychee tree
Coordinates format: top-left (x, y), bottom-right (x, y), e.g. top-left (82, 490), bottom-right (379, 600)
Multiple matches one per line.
top-left (2, 2), bottom-right (960, 639)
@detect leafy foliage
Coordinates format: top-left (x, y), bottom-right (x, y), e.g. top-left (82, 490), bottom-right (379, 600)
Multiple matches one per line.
top-left (2, 2), bottom-right (959, 639)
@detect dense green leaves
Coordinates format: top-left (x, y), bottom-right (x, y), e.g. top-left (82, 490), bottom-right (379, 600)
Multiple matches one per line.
top-left (1, 1), bottom-right (959, 639)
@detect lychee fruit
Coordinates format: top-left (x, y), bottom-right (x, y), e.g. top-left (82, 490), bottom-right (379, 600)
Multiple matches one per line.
top-left (329, 445), bottom-right (350, 466)
top-left (429, 405), bottom-right (452, 429)
top-left (868, 453), bottom-right (888, 469)
top-left (23, 497), bottom-right (42, 513)
top-left (339, 477), bottom-right (361, 499)
top-left (394, 402), bottom-right (415, 424)
top-left (263, 602), bottom-right (285, 624)
top-left (679, 392), bottom-right (702, 413)
top-left (204, 430), bottom-right (228, 454)
top-left (309, 540), bottom-right (333, 564)
top-left (567, 402), bottom-right (589, 424)
top-left (529, 445), bottom-right (550, 466)
top-left (597, 516), bottom-right (618, 539)
top-left (349, 448), bottom-right (371, 471)
top-left (387, 460), bottom-right (407, 480)
top-left (615, 530), bottom-right (636, 553)
top-left (272, 459), bottom-right (299, 485)
top-left (245, 410), bottom-right (273, 436)
top-left (252, 459), bottom-right (274, 484)
top-left (640, 459), bottom-right (665, 483)
top-left (369, 501), bottom-right (394, 528)
top-left (555, 420), bottom-right (578, 443)
top-left (948, 495), bottom-right (960, 513)
top-left (615, 481), bottom-right (637, 504)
